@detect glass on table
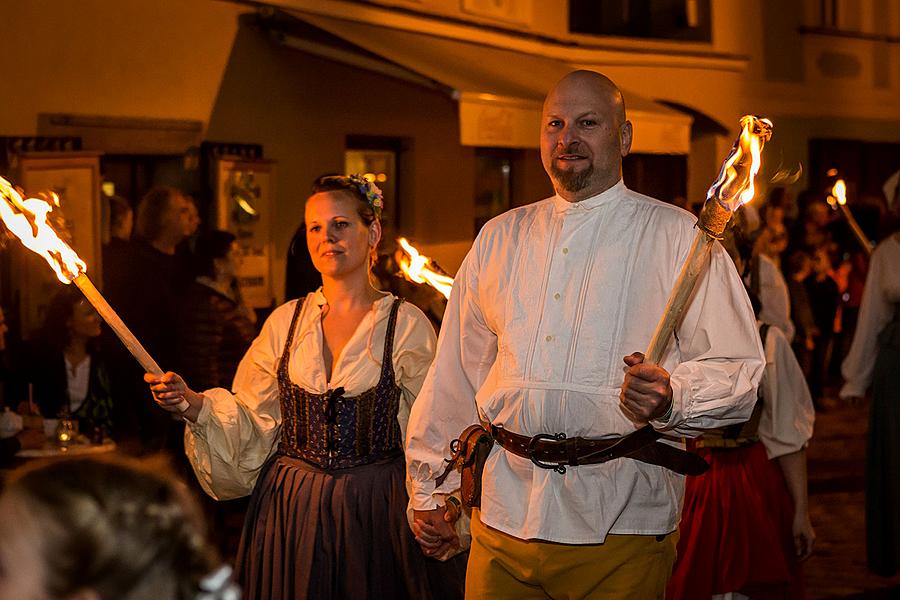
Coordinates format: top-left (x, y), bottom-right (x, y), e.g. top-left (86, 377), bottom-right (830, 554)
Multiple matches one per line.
top-left (55, 416), bottom-right (78, 447)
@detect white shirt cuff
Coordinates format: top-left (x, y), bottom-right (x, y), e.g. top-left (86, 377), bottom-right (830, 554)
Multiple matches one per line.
top-left (651, 377), bottom-right (684, 431)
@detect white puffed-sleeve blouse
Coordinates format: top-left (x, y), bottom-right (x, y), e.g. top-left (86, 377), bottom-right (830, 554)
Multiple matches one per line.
top-left (185, 290), bottom-right (437, 500)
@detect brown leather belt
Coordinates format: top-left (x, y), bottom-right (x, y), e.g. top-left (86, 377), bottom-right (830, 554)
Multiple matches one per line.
top-left (491, 424), bottom-right (708, 476)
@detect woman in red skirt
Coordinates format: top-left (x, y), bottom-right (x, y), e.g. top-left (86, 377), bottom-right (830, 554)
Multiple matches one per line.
top-left (667, 311), bottom-right (816, 600)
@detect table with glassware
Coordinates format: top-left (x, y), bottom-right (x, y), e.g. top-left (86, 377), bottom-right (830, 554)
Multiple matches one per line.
top-left (1, 409), bottom-right (116, 462)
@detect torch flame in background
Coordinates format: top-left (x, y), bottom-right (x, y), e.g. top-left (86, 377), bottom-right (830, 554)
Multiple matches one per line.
top-left (830, 178), bottom-right (873, 255)
top-left (396, 237), bottom-right (453, 300)
top-left (832, 179), bottom-right (847, 205)
top-left (0, 176), bottom-right (86, 283)
top-left (706, 115), bottom-right (774, 210)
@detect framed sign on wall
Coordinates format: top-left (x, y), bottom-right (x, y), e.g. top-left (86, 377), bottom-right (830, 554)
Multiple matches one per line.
top-left (215, 158), bottom-right (276, 309)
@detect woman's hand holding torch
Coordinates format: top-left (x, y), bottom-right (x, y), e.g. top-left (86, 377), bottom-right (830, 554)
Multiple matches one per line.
top-left (144, 372), bottom-right (204, 423)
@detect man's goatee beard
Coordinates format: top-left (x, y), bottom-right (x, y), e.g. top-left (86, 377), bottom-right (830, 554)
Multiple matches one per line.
top-left (551, 163), bottom-right (594, 193)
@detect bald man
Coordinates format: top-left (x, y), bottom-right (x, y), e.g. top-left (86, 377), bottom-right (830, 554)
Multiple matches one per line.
top-left (405, 71), bottom-right (764, 598)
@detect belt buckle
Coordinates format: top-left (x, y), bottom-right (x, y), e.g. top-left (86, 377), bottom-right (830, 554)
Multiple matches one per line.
top-left (527, 433), bottom-right (567, 475)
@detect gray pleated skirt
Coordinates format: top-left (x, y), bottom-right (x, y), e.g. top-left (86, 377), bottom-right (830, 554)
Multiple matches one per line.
top-left (236, 453), bottom-right (467, 600)
top-left (866, 319), bottom-right (900, 576)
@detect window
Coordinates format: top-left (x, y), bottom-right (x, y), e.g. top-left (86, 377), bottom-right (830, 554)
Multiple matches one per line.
top-left (819, 0), bottom-right (839, 28)
top-left (623, 153), bottom-right (687, 207)
top-left (345, 136), bottom-right (403, 232)
top-left (569, 0), bottom-right (712, 42)
top-left (474, 149), bottom-right (513, 236)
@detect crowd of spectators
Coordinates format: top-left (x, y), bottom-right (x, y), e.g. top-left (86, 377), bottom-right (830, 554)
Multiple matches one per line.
top-left (707, 179), bottom-right (893, 413)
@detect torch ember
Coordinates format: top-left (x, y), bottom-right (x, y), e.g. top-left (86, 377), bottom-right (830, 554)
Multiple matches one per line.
top-left (397, 237), bottom-right (454, 300)
top-left (0, 175), bottom-right (187, 412)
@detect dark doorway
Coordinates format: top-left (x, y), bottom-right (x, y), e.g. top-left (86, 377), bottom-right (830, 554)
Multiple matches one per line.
top-left (623, 153), bottom-right (688, 205)
top-left (100, 154), bottom-right (186, 208)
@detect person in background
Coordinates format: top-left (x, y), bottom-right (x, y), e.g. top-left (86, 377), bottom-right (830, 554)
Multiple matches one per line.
top-left (175, 230), bottom-right (257, 558)
top-left (147, 175), bottom-right (466, 600)
top-left (104, 186), bottom-right (195, 453)
top-left (0, 454), bottom-right (239, 600)
top-left (840, 175), bottom-right (900, 577)
top-left (24, 287), bottom-right (114, 440)
top-left (0, 306), bottom-right (44, 463)
top-left (756, 189), bottom-right (790, 264)
top-left (805, 245), bottom-right (840, 408)
top-left (786, 250), bottom-right (817, 378)
top-left (798, 203), bottom-right (833, 251)
top-left (186, 196), bottom-right (201, 238)
top-left (832, 246), bottom-right (869, 379)
top-left (668, 282), bottom-right (815, 599)
top-left (101, 194), bottom-right (133, 294)
top-left (746, 221), bottom-right (795, 342)
top-left (177, 230), bottom-right (256, 393)
top-left (175, 195), bottom-right (204, 287)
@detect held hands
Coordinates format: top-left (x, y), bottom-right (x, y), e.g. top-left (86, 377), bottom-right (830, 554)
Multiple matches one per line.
top-left (144, 372), bottom-right (204, 423)
top-left (412, 506), bottom-right (460, 559)
top-left (619, 352), bottom-right (674, 425)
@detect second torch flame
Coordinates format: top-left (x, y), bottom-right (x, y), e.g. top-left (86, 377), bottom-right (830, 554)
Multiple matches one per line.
top-left (0, 176), bottom-right (188, 412)
top-left (832, 179), bottom-right (873, 256)
top-left (396, 238), bottom-right (454, 300)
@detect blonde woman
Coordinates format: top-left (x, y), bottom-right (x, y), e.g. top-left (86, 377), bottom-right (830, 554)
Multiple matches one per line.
top-left (148, 175), bottom-right (465, 599)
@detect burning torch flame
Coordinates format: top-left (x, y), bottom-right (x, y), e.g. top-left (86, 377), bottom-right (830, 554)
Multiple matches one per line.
top-left (397, 238), bottom-right (453, 300)
top-left (706, 115), bottom-right (774, 211)
top-left (0, 176), bottom-right (85, 283)
top-left (830, 178), bottom-right (873, 255)
top-left (0, 175), bottom-right (190, 411)
top-left (832, 179), bottom-right (847, 205)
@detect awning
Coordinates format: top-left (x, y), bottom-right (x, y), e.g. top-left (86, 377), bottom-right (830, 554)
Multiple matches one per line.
top-left (286, 12), bottom-right (692, 154)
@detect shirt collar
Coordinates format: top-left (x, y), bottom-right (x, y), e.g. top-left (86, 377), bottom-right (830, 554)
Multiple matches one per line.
top-left (313, 287), bottom-right (328, 307)
top-left (551, 179), bottom-right (627, 213)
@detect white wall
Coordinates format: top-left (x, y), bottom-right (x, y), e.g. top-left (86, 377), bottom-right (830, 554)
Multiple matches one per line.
top-left (0, 0), bottom-right (243, 134)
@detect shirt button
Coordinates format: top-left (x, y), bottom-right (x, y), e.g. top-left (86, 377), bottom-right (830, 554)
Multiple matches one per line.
top-left (562, 247), bottom-right (569, 254)
top-left (545, 335), bottom-right (553, 342)
top-left (553, 293), bottom-right (561, 300)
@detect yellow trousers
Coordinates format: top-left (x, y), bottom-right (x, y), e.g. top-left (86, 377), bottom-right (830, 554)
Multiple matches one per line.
top-left (465, 511), bottom-right (677, 600)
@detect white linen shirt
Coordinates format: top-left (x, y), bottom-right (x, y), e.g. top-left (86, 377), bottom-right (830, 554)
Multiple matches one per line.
top-left (757, 322), bottom-right (815, 459)
top-left (185, 290), bottom-right (436, 500)
top-left (752, 254), bottom-right (795, 342)
top-left (65, 355), bottom-right (91, 413)
top-left (406, 181), bottom-right (765, 544)
top-left (841, 235), bottom-right (900, 398)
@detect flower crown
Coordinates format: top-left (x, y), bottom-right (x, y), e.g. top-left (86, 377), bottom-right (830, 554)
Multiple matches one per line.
top-left (346, 174), bottom-right (384, 218)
